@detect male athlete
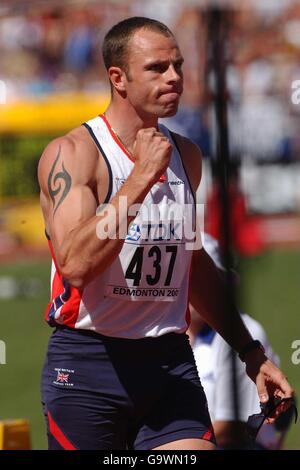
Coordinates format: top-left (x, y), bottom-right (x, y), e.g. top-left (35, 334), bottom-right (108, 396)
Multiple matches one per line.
top-left (38, 17), bottom-right (293, 450)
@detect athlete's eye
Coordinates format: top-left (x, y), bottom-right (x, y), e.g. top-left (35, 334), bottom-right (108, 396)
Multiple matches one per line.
top-left (174, 61), bottom-right (183, 72)
top-left (150, 64), bottom-right (167, 73)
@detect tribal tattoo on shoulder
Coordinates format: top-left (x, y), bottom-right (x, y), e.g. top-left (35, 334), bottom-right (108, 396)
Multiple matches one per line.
top-left (47, 146), bottom-right (71, 216)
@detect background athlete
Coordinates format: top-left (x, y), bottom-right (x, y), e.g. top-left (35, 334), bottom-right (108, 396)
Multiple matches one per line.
top-left (189, 233), bottom-right (295, 449)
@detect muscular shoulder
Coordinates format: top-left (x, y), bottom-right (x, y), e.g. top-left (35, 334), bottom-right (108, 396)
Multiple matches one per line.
top-left (38, 125), bottom-right (99, 192)
top-left (171, 131), bottom-right (202, 194)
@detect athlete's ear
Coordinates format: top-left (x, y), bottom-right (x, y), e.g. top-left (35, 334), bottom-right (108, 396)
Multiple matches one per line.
top-left (108, 67), bottom-right (127, 94)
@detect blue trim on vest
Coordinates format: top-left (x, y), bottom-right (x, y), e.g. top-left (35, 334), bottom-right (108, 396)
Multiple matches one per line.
top-left (82, 122), bottom-right (113, 204)
top-left (48, 278), bottom-right (71, 327)
top-left (169, 130), bottom-right (197, 209)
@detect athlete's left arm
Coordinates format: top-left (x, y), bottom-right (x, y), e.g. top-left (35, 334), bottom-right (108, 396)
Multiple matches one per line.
top-left (178, 135), bottom-right (294, 420)
top-left (176, 134), bottom-right (253, 353)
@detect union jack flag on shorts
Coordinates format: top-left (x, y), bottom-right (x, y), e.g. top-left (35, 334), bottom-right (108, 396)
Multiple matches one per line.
top-left (56, 371), bottom-right (69, 383)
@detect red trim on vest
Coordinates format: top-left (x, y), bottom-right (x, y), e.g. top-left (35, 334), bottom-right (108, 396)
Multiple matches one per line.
top-left (48, 411), bottom-right (76, 450)
top-left (202, 425), bottom-right (214, 442)
top-left (100, 113), bottom-right (134, 162)
top-left (60, 286), bottom-right (82, 328)
top-left (45, 240), bottom-right (82, 327)
top-left (99, 114), bottom-right (166, 183)
top-left (47, 238), bottom-right (60, 273)
top-left (45, 240), bottom-right (63, 322)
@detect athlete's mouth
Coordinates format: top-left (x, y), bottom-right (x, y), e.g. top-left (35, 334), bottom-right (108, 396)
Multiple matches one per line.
top-left (163, 92), bottom-right (180, 98)
top-left (158, 87), bottom-right (183, 98)
top-left (159, 90), bottom-right (182, 102)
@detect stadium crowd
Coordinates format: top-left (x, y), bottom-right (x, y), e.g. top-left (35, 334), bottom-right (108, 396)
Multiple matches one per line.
top-left (1, 0), bottom-right (300, 162)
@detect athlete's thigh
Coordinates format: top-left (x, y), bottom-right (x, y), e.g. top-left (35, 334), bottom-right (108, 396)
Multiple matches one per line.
top-left (41, 328), bottom-right (131, 450)
top-left (133, 334), bottom-right (216, 450)
top-left (42, 392), bottom-right (127, 450)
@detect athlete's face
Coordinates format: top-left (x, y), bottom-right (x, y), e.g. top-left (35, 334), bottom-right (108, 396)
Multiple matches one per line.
top-left (124, 29), bottom-right (184, 118)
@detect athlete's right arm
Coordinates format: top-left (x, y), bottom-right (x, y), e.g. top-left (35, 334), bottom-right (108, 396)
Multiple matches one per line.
top-left (38, 129), bottom-right (171, 289)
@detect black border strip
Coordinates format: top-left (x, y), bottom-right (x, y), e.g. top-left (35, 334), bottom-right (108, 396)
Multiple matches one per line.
top-left (83, 122), bottom-right (113, 204)
top-left (0, 450), bottom-right (292, 463)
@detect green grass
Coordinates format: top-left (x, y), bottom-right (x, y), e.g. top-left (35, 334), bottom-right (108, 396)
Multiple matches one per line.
top-left (0, 260), bottom-right (52, 450)
top-left (239, 249), bottom-right (300, 450)
top-left (0, 251), bottom-right (299, 449)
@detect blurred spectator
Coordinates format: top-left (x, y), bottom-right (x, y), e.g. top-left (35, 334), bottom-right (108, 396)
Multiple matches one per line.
top-left (161, 7), bottom-right (210, 155)
top-left (64, 9), bottom-right (95, 74)
top-left (38, 9), bottom-right (65, 80)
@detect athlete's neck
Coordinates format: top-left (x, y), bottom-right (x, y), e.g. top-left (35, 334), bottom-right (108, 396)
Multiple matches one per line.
top-left (104, 103), bottom-right (158, 156)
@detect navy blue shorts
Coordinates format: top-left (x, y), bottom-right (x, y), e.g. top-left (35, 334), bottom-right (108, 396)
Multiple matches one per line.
top-left (41, 327), bottom-right (215, 450)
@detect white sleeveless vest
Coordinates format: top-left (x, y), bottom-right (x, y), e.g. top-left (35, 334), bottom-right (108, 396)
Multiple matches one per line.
top-left (46, 115), bottom-right (196, 338)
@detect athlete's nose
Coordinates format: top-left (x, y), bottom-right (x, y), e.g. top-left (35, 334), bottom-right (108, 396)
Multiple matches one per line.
top-left (165, 63), bottom-right (182, 84)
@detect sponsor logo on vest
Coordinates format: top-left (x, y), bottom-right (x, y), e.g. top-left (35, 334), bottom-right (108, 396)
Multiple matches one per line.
top-left (167, 179), bottom-right (184, 185)
top-left (126, 221), bottom-right (182, 242)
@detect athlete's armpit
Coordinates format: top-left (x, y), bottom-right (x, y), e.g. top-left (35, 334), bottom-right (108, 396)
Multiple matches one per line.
top-left (48, 145), bottom-right (72, 217)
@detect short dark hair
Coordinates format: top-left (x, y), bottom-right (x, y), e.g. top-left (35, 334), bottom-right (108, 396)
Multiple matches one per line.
top-left (102, 16), bottom-right (173, 75)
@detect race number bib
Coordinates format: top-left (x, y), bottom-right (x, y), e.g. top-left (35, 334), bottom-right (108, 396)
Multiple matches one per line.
top-left (105, 220), bottom-right (190, 302)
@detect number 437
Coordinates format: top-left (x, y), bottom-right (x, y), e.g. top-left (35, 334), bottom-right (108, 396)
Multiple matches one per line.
top-left (125, 245), bottom-right (177, 287)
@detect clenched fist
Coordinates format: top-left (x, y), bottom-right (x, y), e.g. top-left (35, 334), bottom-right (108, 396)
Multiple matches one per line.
top-left (132, 128), bottom-right (172, 185)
